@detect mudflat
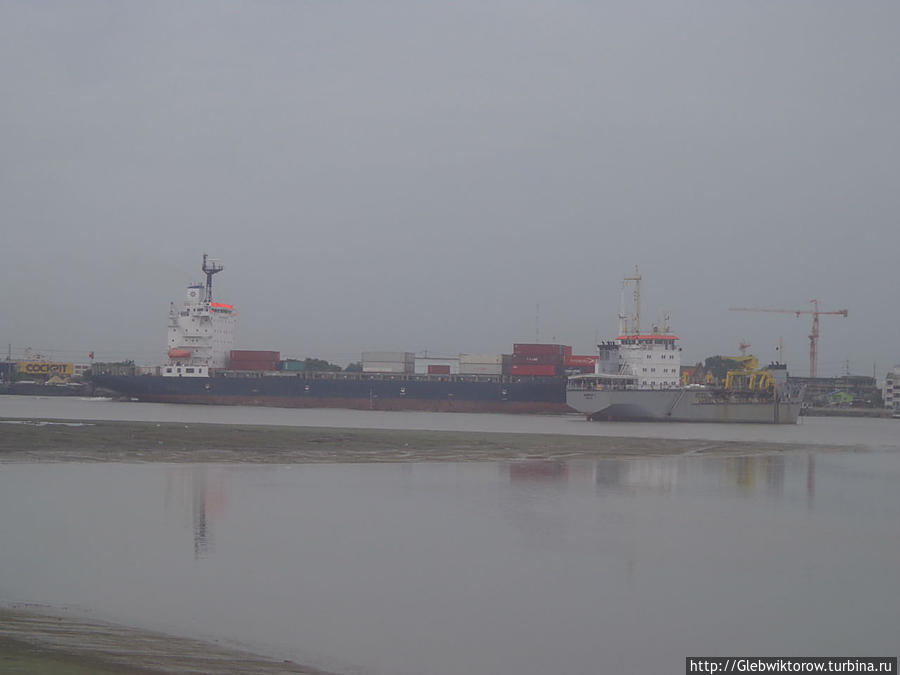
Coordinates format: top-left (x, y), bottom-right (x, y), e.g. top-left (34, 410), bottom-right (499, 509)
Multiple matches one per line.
top-left (0, 607), bottom-right (326, 674)
top-left (0, 417), bottom-right (842, 464)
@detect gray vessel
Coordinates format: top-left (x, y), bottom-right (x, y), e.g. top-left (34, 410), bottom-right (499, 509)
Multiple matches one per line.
top-left (565, 268), bottom-right (801, 424)
top-left (566, 373), bottom-right (801, 424)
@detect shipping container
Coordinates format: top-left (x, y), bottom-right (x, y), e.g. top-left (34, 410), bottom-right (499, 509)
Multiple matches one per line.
top-left (511, 353), bottom-right (563, 366)
top-left (231, 350), bottom-right (280, 361)
top-left (459, 363), bottom-right (503, 376)
top-left (565, 355), bottom-right (599, 367)
top-left (414, 357), bottom-right (460, 375)
top-left (362, 351), bottom-right (414, 363)
top-left (510, 364), bottom-right (559, 377)
top-left (229, 363), bottom-right (278, 371)
top-left (427, 365), bottom-right (451, 375)
top-left (362, 361), bottom-right (412, 374)
top-left (229, 357), bottom-right (278, 366)
top-left (512, 343), bottom-right (570, 357)
top-left (280, 359), bottom-right (306, 372)
top-left (459, 354), bottom-right (503, 365)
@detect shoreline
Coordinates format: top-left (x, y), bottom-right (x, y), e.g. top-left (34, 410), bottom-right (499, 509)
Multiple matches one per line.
top-left (0, 605), bottom-right (329, 674)
top-left (0, 416), bottom-right (851, 464)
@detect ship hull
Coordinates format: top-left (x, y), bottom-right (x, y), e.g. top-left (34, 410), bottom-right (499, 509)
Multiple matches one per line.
top-left (93, 374), bottom-right (571, 414)
top-left (567, 388), bottom-right (801, 424)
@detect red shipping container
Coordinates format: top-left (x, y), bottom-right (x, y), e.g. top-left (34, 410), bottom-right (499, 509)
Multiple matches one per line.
top-left (427, 365), bottom-right (451, 374)
top-left (511, 353), bottom-right (563, 365)
top-left (563, 345), bottom-right (573, 358)
top-left (230, 350), bottom-right (281, 361)
top-left (513, 343), bottom-right (568, 356)
top-left (510, 364), bottom-right (559, 376)
top-left (229, 359), bottom-right (278, 371)
top-left (565, 355), bottom-right (599, 367)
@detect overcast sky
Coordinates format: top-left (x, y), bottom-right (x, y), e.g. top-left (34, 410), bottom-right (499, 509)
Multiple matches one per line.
top-left (2, 0), bottom-right (898, 376)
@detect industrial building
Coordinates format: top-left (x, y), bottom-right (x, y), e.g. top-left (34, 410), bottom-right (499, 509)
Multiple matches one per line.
top-left (883, 367), bottom-right (900, 413)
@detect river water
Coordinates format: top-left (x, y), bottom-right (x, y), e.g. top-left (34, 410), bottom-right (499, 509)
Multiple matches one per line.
top-left (1, 394), bottom-right (898, 447)
top-left (1, 396), bottom-right (899, 674)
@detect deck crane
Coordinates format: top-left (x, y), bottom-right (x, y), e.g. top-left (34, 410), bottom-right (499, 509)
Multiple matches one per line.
top-left (729, 300), bottom-right (848, 378)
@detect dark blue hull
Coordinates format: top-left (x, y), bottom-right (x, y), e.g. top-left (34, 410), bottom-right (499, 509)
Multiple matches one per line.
top-left (93, 373), bottom-right (571, 414)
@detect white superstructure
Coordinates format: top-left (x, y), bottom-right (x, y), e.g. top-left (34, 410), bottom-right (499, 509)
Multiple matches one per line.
top-left (163, 256), bottom-right (235, 378)
top-left (615, 332), bottom-right (681, 389)
top-left (608, 266), bottom-right (681, 389)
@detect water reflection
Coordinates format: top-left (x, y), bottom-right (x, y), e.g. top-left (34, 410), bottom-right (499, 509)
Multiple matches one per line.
top-left (164, 466), bottom-right (229, 559)
top-left (508, 453), bottom-right (818, 504)
top-left (1, 451), bottom-right (898, 675)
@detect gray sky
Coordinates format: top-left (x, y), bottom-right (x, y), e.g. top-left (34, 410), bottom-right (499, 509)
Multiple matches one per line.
top-left (2, 1), bottom-right (898, 376)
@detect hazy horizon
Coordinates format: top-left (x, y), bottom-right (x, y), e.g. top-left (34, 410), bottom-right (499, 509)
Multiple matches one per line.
top-left (3, 1), bottom-right (898, 376)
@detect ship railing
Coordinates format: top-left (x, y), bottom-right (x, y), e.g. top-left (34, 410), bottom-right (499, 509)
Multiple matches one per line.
top-left (566, 374), bottom-right (637, 392)
top-left (218, 370), bottom-right (564, 384)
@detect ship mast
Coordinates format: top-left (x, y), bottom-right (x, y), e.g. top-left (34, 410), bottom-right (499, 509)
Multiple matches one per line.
top-left (618, 266), bottom-right (641, 335)
top-left (202, 254), bottom-right (224, 303)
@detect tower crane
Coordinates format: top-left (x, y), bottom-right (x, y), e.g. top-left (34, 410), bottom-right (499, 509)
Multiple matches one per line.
top-left (729, 300), bottom-right (848, 378)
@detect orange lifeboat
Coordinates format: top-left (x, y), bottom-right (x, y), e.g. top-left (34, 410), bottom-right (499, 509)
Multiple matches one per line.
top-left (168, 348), bottom-right (192, 359)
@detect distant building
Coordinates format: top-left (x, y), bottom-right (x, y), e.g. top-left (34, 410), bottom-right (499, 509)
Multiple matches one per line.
top-left (884, 367), bottom-right (900, 412)
top-left (788, 375), bottom-right (882, 408)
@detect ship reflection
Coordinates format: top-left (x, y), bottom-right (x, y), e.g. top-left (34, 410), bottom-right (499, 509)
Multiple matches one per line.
top-left (164, 466), bottom-right (230, 559)
top-left (507, 452), bottom-right (816, 502)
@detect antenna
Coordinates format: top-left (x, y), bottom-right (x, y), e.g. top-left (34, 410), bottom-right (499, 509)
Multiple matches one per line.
top-left (201, 253), bottom-right (224, 303)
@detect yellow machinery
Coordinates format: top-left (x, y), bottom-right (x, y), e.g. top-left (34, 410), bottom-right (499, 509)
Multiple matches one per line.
top-left (723, 356), bottom-right (775, 392)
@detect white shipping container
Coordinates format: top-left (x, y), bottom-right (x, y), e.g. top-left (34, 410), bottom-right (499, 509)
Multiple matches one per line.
top-left (362, 351), bottom-right (414, 363)
top-left (459, 363), bottom-right (503, 375)
top-left (459, 354), bottom-right (503, 365)
top-left (363, 361), bottom-right (412, 373)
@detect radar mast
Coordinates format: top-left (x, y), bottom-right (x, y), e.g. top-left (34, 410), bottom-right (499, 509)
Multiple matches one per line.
top-left (202, 254), bottom-right (224, 302)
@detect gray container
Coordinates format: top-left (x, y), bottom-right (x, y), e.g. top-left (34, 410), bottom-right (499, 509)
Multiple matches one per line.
top-left (363, 361), bottom-right (413, 374)
top-left (459, 354), bottom-right (503, 365)
top-left (459, 363), bottom-right (503, 376)
top-left (362, 351), bottom-right (414, 363)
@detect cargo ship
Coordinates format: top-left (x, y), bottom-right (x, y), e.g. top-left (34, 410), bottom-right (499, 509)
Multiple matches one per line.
top-left (565, 269), bottom-right (802, 424)
top-left (92, 256), bottom-right (573, 413)
top-left (93, 257), bottom-right (801, 422)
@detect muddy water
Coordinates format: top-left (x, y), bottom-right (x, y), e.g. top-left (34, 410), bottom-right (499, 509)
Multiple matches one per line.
top-left (1, 451), bottom-right (899, 675)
